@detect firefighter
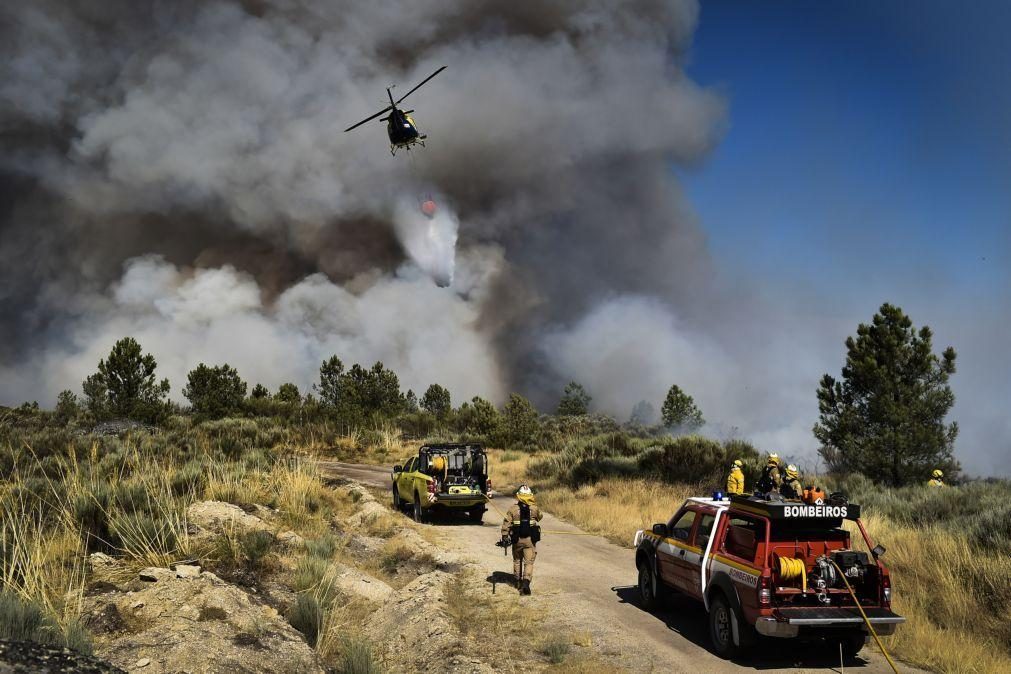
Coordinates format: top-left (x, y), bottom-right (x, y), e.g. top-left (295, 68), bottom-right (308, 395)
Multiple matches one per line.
top-left (500, 485), bottom-right (542, 595)
top-left (781, 464), bottom-right (803, 499)
top-left (927, 469), bottom-right (945, 488)
top-left (755, 453), bottom-right (783, 494)
top-left (726, 459), bottom-right (745, 495)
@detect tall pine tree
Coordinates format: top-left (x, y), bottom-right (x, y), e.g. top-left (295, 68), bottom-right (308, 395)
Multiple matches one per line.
top-left (814, 303), bottom-right (959, 486)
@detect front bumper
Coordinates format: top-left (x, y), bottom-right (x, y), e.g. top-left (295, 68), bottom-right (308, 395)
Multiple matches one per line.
top-left (756, 607), bottom-right (904, 639)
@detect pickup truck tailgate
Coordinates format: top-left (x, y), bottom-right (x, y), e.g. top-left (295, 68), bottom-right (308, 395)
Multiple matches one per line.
top-left (775, 607), bottom-right (905, 625)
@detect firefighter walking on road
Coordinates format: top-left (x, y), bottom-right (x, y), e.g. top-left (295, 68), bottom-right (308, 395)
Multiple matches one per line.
top-left (726, 459), bottom-right (745, 495)
top-left (501, 485), bottom-right (543, 595)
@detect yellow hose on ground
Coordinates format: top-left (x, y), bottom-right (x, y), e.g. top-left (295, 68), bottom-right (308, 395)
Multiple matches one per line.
top-left (777, 556), bottom-right (807, 593)
top-left (829, 559), bottom-right (900, 674)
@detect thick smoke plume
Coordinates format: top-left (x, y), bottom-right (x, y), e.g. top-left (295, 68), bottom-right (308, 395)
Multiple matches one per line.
top-left (3, 1), bottom-right (1000, 473)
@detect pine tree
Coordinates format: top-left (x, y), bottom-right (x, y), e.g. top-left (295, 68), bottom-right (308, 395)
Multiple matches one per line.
top-left (276, 383), bottom-right (301, 404)
top-left (498, 394), bottom-right (540, 450)
top-left (82, 337), bottom-right (170, 422)
top-left (661, 385), bottom-right (704, 430)
top-left (815, 303), bottom-right (959, 486)
top-left (183, 363), bottom-right (247, 420)
top-left (556, 381), bottom-right (591, 416)
top-left (421, 384), bottom-right (452, 420)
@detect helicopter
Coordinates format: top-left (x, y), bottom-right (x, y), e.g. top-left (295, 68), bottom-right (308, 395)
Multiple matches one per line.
top-left (343, 66), bottom-right (446, 155)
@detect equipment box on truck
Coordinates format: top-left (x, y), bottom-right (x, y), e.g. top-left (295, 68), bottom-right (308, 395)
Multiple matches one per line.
top-left (634, 495), bottom-right (904, 659)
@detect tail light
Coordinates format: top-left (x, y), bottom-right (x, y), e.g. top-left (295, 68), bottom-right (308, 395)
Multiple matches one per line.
top-left (758, 574), bottom-right (772, 606)
top-left (428, 480), bottom-right (437, 495)
top-left (486, 479), bottom-right (493, 491)
top-left (882, 574), bottom-right (891, 608)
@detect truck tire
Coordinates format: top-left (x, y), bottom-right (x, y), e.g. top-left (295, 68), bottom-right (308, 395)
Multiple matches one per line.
top-left (467, 507), bottom-right (486, 523)
top-left (392, 486), bottom-right (402, 511)
top-left (637, 559), bottom-right (660, 610)
top-left (413, 493), bottom-right (426, 523)
top-left (708, 593), bottom-right (743, 659)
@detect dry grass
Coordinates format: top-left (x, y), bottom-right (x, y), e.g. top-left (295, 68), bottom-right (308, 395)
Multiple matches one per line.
top-left (847, 514), bottom-right (1011, 674)
top-left (535, 478), bottom-right (696, 546)
top-left (487, 448), bottom-right (540, 493)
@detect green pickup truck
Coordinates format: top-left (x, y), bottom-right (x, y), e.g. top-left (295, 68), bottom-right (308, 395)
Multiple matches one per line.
top-left (391, 443), bottom-right (490, 523)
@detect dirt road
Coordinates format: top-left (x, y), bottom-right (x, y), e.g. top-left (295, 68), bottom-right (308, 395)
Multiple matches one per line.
top-left (320, 461), bottom-right (914, 674)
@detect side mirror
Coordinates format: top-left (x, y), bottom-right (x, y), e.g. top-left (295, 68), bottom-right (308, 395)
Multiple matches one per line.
top-left (652, 523), bottom-right (669, 537)
top-left (871, 544), bottom-right (886, 558)
top-left (393, 465), bottom-right (403, 473)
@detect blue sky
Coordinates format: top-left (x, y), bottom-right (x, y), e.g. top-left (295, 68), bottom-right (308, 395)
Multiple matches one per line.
top-left (679, 1), bottom-right (1010, 474)
top-left (683, 0), bottom-right (1009, 297)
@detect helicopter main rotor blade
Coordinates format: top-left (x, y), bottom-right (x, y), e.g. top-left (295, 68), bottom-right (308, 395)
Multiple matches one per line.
top-left (394, 66), bottom-right (446, 105)
top-left (343, 105), bottom-right (393, 132)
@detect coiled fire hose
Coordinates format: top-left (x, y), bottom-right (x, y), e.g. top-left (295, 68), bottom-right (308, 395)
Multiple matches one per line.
top-left (829, 559), bottom-right (899, 674)
top-left (777, 556), bottom-right (807, 593)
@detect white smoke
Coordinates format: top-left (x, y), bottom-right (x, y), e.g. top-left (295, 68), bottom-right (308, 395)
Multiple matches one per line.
top-left (393, 196), bottom-right (458, 287)
top-left (22, 253), bottom-right (504, 406)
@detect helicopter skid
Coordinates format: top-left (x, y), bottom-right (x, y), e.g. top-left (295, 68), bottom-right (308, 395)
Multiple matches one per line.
top-left (390, 137), bottom-right (427, 156)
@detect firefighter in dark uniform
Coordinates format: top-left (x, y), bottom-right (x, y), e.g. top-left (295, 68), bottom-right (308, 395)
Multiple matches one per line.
top-left (500, 485), bottom-right (543, 595)
top-left (755, 453), bottom-right (783, 494)
top-left (781, 464), bottom-right (803, 499)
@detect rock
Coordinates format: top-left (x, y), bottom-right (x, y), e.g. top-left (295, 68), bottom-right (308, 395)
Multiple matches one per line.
top-left (276, 531), bottom-right (304, 548)
top-left (0, 638), bottom-right (126, 673)
top-left (89, 552), bottom-right (121, 574)
top-left (186, 501), bottom-right (271, 540)
top-left (330, 563), bottom-right (393, 603)
top-left (83, 572), bottom-right (323, 674)
top-left (137, 568), bottom-right (174, 583)
top-left (366, 571), bottom-right (456, 666)
top-left (135, 657), bottom-right (150, 667)
top-left (347, 501), bottom-right (388, 528)
top-left (174, 565), bottom-right (201, 579)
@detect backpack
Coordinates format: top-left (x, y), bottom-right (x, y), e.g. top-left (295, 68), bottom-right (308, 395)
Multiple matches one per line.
top-left (755, 464), bottom-right (777, 493)
top-left (514, 503), bottom-right (541, 544)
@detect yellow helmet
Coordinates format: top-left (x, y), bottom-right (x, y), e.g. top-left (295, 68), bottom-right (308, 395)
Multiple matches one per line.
top-left (768, 453), bottom-right (780, 465)
top-left (785, 464), bottom-right (799, 479)
top-left (733, 459), bottom-right (743, 468)
top-left (431, 456), bottom-right (446, 471)
top-left (932, 469), bottom-right (943, 479)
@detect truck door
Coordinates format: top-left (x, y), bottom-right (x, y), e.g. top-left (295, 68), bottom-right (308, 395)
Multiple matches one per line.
top-left (683, 512), bottom-right (718, 600)
top-left (398, 457), bottom-right (417, 502)
top-left (656, 508), bottom-right (699, 593)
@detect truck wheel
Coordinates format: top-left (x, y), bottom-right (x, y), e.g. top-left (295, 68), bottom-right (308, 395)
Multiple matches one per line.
top-left (392, 486), bottom-right (402, 511)
top-left (708, 594), bottom-right (743, 659)
top-left (637, 560), bottom-right (660, 610)
top-left (837, 634), bottom-right (866, 660)
top-left (413, 493), bottom-right (426, 523)
top-left (467, 507), bottom-right (486, 523)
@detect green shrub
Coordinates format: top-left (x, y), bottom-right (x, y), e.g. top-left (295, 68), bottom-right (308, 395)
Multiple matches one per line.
top-left (288, 593), bottom-right (323, 646)
top-left (337, 635), bottom-right (384, 674)
top-left (540, 635), bottom-right (570, 664)
top-left (0, 592), bottom-right (91, 654)
top-left (171, 460), bottom-right (206, 496)
top-left (72, 486), bottom-right (113, 552)
top-left (294, 556), bottom-right (330, 593)
top-left (305, 535), bottom-right (340, 560)
top-left (240, 530), bottom-right (275, 568)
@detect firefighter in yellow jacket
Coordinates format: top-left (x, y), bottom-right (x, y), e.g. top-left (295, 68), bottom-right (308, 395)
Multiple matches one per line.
top-left (726, 459), bottom-right (745, 495)
top-left (501, 485), bottom-right (543, 595)
top-left (927, 469), bottom-right (945, 487)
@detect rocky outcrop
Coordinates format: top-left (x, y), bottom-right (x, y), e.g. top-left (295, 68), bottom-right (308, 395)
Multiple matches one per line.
top-left (83, 568), bottom-right (323, 674)
top-left (186, 501), bottom-right (272, 541)
top-left (330, 563), bottom-right (393, 603)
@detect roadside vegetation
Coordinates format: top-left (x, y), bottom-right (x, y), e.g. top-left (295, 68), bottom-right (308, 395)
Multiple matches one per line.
top-left (1, 302), bottom-right (999, 673)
